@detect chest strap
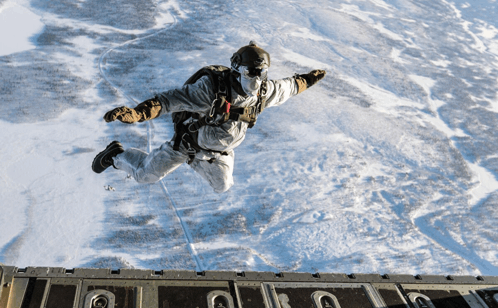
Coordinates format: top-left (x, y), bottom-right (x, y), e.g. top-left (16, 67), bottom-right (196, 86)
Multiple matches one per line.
top-left (186, 104), bottom-right (261, 133)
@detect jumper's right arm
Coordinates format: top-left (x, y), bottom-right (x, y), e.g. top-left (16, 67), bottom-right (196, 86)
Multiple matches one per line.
top-left (103, 76), bottom-right (214, 124)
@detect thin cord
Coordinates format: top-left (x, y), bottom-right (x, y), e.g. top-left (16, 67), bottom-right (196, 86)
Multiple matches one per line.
top-left (98, 16), bottom-right (203, 272)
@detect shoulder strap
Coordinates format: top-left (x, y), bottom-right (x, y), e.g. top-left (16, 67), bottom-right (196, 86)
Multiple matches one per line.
top-left (172, 65), bottom-right (231, 125)
top-left (258, 80), bottom-right (268, 113)
top-left (175, 65), bottom-right (268, 133)
top-left (172, 66), bottom-right (232, 154)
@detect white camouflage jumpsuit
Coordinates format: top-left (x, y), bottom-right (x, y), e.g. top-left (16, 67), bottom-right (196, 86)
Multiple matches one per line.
top-left (113, 75), bottom-right (299, 193)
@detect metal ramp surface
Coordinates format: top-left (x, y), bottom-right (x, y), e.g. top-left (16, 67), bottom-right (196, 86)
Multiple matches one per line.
top-left (1, 266), bottom-right (498, 307)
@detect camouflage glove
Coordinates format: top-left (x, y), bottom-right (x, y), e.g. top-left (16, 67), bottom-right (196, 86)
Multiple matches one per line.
top-left (103, 106), bottom-right (141, 124)
top-left (103, 99), bottom-right (162, 124)
top-left (133, 99), bottom-right (162, 122)
top-left (295, 69), bottom-right (326, 93)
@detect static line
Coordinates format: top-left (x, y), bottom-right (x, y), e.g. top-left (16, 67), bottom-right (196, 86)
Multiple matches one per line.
top-left (98, 18), bottom-right (204, 272)
top-left (145, 121), bottom-right (204, 272)
top-left (158, 176), bottom-right (204, 272)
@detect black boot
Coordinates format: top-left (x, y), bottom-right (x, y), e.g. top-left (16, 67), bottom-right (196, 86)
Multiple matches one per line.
top-left (92, 141), bottom-right (124, 173)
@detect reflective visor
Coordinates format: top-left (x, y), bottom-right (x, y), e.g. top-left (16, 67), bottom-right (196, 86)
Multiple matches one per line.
top-left (241, 66), bottom-right (268, 79)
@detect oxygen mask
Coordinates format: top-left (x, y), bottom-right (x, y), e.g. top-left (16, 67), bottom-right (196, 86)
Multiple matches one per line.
top-left (239, 66), bottom-right (268, 97)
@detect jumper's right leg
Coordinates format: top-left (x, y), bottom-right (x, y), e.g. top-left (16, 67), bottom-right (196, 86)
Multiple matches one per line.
top-left (112, 141), bottom-right (187, 183)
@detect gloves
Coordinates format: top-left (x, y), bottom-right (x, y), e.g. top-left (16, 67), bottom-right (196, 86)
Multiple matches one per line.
top-left (104, 99), bottom-right (162, 124)
top-left (134, 99), bottom-right (162, 121)
top-left (104, 106), bottom-right (141, 123)
top-left (295, 69), bottom-right (326, 93)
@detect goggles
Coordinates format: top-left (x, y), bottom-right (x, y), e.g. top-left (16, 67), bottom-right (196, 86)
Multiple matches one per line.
top-left (240, 66), bottom-right (268, 80)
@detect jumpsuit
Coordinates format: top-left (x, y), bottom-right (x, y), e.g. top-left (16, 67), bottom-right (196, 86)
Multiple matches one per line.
top-left (113, 75), bottom-right (299, 193)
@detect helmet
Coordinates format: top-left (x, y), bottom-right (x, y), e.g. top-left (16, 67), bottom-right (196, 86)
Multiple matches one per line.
top-left (231, 41), bottom-right (270, 70)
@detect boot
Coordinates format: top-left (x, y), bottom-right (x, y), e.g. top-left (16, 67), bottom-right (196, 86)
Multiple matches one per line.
top-left (92, 141), bottom-right (124, 173)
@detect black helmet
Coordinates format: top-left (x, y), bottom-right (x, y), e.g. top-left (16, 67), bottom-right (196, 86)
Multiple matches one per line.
top-left (231, 41), bottom-right (270, 70)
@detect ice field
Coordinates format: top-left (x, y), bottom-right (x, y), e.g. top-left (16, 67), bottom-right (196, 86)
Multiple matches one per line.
top-left (1, 0), bottom-right (498, 276)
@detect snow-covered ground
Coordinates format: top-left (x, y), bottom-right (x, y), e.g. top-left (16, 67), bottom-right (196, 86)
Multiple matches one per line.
top-left (1, 0), bottom-right (498, 276)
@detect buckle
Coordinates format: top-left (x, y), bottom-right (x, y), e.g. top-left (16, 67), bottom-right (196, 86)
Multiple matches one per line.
top-left (181, 133), bottom-right (191, 145)
top-left (186, 147), bottom-right (196, 164)
top-left (181, 133), bottom-right (197, 164)
top-left (218, 76), bottom-right (227, 95)
top-left (188, 122), bottom-right (198, 133)
top-left (245, 106), bottom-right (255, 115)
top-left (187, 147), bottom-right (196, 157)
top-left (205, 115), bottom-right (216, 125)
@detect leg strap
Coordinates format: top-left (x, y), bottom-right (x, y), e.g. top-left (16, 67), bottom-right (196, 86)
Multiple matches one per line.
top-left (173, 122), bottom-right (229, 165)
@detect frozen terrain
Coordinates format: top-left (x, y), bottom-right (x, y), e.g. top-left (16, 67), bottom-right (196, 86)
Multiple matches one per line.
top-left (1, 0), bottom-right (498, 277)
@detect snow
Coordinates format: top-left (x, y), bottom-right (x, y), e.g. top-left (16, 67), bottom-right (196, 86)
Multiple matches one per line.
top-left (0, 0), bottom-right (44, 56)
top-left (1, 0), bottom-right (498, 277)
top-left (468, 162), bottom-right (498, 206)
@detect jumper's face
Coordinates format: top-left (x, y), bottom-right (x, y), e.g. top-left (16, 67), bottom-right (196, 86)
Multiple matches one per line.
top-left (239, 66), bottom-right (268, 97)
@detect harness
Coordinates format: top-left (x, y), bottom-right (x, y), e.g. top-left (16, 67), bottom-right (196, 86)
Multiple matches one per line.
top-left (172, 65), bottom-right (268, 164)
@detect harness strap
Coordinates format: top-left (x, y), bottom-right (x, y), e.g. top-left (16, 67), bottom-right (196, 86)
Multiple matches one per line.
top-left (171, 65), bottom-right (268, 163)
top-left (187, 104), bottom-right (261, 133)
top-left (173, 122), bottom-right (229, 165)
